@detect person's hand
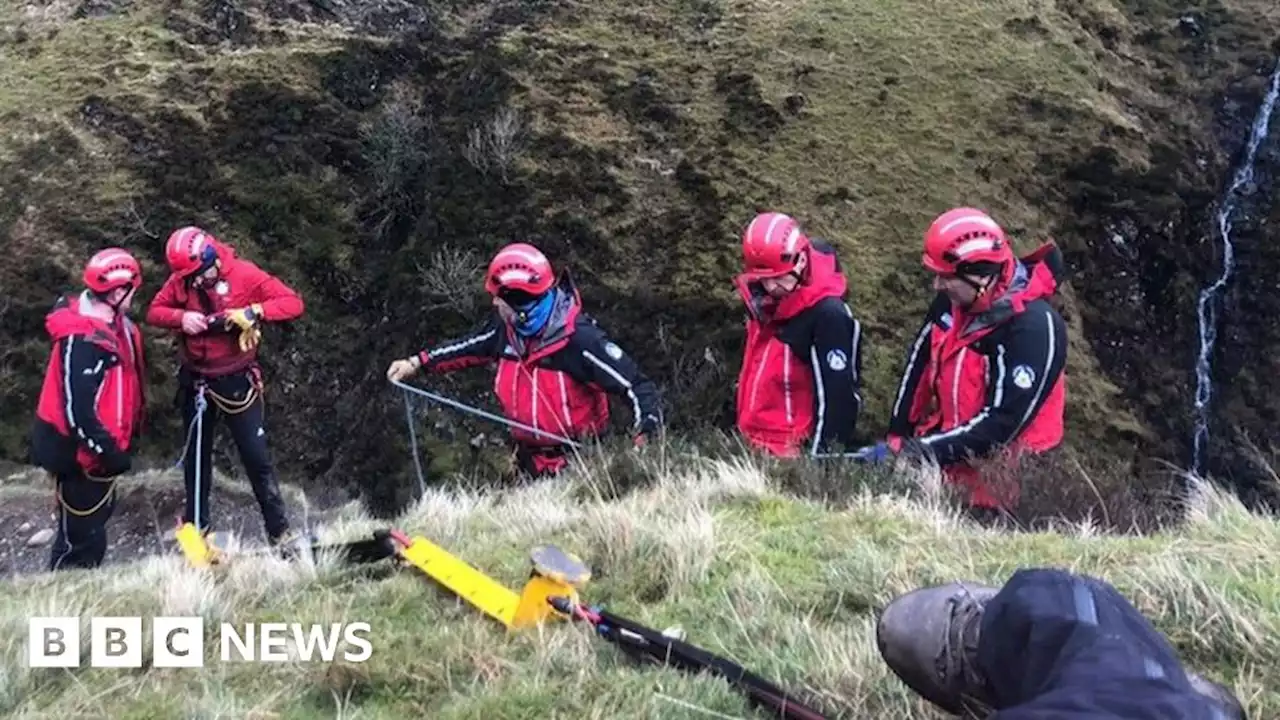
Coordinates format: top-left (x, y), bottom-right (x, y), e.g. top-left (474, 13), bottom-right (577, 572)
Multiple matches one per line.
top-left (237, 326), bottom-right (262, 353)
top-left (223, 304), bottom-right (263, 332)
top-left (387, 356), bottom-right (421, 382)
top-left (633, 415), bottom-right (661, 451)
top-left (852, 441), bottom-right (897, 464)
top-left (96, 450), bottom-right (132, 477)
top-left (181, 312), bottom-right (209, 335)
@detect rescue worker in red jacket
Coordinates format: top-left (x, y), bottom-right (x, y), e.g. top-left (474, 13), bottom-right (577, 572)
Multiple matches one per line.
top-left (733, 212), bottom-right (864, 457)
top-left (863, 207), bottom-right (1068, 516)
top-left (30, 248), bottom-right (146, 571)
top-left (145, 226), bottom-right (305, 549)
top-left (386, 243), bottom-right (663, 476)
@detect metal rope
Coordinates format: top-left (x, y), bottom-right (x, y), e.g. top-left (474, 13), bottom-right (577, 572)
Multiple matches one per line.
top-left (390, 379), bottom-right (581, 447)
top-left (402, 388), bottom-right (427, 498)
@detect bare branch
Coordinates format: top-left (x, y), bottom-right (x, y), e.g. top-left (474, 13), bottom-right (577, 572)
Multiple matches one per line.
top-left (463, 106), bottom-right (527, 185)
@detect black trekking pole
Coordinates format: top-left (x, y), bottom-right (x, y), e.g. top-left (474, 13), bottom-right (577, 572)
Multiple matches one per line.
top-left (548, 597), bottom-right (829, 720)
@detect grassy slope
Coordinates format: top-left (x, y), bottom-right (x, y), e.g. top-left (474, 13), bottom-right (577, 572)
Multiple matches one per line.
top-left (0, 451), bottom-right (1277, 718)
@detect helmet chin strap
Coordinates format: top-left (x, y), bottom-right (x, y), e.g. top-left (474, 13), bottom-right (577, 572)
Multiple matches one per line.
top-left (955, 260), bottom-right (1006, 305)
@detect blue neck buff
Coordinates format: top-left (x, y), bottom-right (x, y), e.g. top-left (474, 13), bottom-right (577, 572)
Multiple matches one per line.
top-left (514, 291), bottom-right (555, 337)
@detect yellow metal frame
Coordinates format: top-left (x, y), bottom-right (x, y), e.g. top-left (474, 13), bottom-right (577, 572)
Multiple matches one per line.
top-left (174, 521), bottom-right (224, 568)
top-left (386, 529), bottom-right (587, 630)
top-left (173, 520), bottom-right (587, 633)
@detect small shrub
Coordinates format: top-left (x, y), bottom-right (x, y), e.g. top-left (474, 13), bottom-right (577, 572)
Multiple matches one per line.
top-left (1000, 447), bottom-right (1183, 534)
top-left (359, 84), bottom-right (431, 238)
top-left (414, 245), bottom-right (486, 314)
top-left (462, 106), bottom-right (527, 184)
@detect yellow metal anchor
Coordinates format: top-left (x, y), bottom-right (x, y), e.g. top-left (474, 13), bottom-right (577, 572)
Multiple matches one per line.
top-left (386, 529), bottom-right (590, 630)
top-left (174, 520), bottom-right (225, 568)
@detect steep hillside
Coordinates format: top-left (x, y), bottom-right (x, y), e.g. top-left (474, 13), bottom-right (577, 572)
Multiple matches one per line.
top-left (2, 0), bottom-right (1279, 512)
top-left (0, 452), bottom-right (1275, 717)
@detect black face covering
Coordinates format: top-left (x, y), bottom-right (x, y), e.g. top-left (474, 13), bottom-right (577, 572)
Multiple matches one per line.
top-left (498, 288), bottom-right (541, 308)
top-left (955, 260), bottom-right (1004, 296)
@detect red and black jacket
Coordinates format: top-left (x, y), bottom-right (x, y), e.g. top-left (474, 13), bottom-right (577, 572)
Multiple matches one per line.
top-left (31, 293), bottom-right (147, 477)
top-left (888, 243), bottom-right (1068, 508)
top-left (734, 240), bottom-right (864, 457)
top-left (145, 239), bottom-right (304, 378)
top-left (413, 274), bottom-right (662, 447)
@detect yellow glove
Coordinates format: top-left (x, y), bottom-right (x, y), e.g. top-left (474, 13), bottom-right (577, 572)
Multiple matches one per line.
top-left (224, 304), bottom-right (264, 332)
top-left (237, 325), bottom-right (262, 353)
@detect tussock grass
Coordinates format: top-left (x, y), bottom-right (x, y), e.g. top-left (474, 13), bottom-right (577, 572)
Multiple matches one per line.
top-left (0, 447), bottom-right (1276, 718)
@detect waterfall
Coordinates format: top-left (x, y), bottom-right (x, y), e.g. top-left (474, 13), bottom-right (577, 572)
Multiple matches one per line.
top-left (1191, 60), bottom-right (1280, 475)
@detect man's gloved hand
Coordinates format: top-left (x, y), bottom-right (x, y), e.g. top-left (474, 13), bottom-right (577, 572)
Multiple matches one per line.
top-left (387, 356), bottom-right (422, 382)
top-left (851, 436), bottom-right (906, 464)
top-left (223, 304), bottom-right (264, 332)
top-left (215, 305), bottom-right (264, 353)
top-left (855, 442), bottom-right (896, 463)
top-left (236, 325), bottom-right (262, 352)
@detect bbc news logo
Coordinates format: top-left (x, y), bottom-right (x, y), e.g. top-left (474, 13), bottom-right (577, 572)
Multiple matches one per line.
top-left (28, 617), bottom-right (372, 668)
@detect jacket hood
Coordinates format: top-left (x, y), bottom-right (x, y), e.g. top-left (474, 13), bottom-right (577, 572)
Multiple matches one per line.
top-left (210, 237), bottom-right (239, 264)
top-left (45, 293), bottom-right (121, 349)
top-left (961, 242), bottom-right (1063, 337)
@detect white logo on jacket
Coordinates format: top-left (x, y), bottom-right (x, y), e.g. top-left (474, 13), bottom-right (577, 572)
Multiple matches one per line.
top-left (826, 349), bottom-right (848, 372)
top-left (1012, 364), bottom-right (1036, 390)
top-left (604, 342), bottom-right (624, 360)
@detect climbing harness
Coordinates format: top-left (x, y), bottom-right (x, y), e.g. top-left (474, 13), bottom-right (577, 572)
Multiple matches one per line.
top-left (54, 472), bottom-right (117, 518)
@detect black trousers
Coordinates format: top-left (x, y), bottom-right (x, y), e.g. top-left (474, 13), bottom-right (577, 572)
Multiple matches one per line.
top-left (49, 469), bottom-right (117, 571)
top-left (179, 368), bottom-right (291, 540)
top-left (981, 568), bottom-right (1232, 719)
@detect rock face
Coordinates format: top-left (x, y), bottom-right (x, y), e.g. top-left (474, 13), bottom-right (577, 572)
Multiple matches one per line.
top-left (1, 0), bottom-right (1279, 515)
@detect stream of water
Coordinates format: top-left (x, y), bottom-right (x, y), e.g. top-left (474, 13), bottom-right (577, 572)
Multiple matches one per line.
top-left (1192, 60), bottom-right (1280, 475)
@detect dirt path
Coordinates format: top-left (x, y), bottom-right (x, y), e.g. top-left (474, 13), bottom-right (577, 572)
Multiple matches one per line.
top-left (0, 467), bottom-right (349, 579)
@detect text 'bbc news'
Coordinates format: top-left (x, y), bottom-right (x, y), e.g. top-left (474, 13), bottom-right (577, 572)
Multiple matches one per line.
top-left (28, 617), bottom-right (373, 668)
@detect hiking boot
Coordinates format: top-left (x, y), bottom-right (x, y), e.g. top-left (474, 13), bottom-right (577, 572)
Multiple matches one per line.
top-left (876, 581), bottom-right (999, 718)
top-left (1187, 672), bottom-right (1246, 720)
top-left (879, 581), bottom-right (1246, 720)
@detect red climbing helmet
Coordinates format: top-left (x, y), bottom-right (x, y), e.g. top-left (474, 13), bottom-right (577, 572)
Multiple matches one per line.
top-left (484, 243), bottom-right (555, 297)
top-left (83, 247), bottom-right (142, 295)
top-left (741, 212), bottom-right (810, 279)
top-left (164, 226), bottom-right (220, 279)
top-left (922, 207), bottom-right (1013, 276)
